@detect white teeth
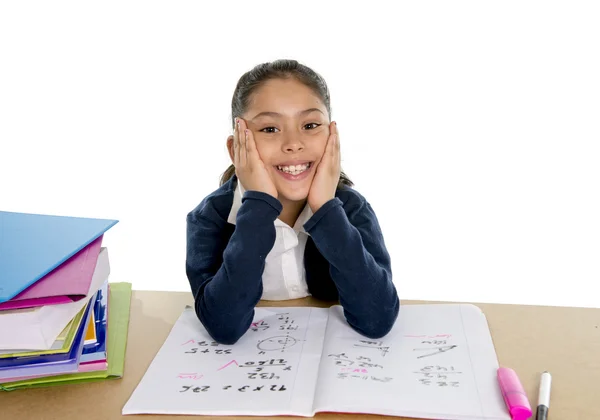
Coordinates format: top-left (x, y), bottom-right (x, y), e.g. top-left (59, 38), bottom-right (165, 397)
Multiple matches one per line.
top-left (277, 163), bottom-right (311, 175)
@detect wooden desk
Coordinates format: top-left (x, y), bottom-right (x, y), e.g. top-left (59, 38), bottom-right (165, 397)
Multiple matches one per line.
top-left (1, 290), bottom-right (599, 420)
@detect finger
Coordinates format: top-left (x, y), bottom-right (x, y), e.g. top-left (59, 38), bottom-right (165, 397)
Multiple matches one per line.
top-left (246, 128), bottom-right (264, 168)
top-left (324, 121), bottom-right (336, 158)
top-left (245, 127), bottom-right (259, 160)
top-left (236, 119), bottom-right (247, 167)
top-left (333, 121), bottom-right (340, 152)
top-left (233, 118), bottom-right (240, 167)
top-left (330, 120), bottom-right (338, 137)
top-left (312, 128), bottom-right (331, 171)
top-left (239, 119), bottom-right (249, 166)
top-left (312, 152), bottom-right (324, 174)
top-left (332, 121), bottom-right (341, 162)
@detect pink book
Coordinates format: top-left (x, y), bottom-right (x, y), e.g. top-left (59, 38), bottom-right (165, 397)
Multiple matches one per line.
top-left (0, 236), bottom-right (103, 311)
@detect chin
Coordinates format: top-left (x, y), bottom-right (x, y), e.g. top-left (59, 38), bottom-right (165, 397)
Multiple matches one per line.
top-left (270, 168), bottom-right (313, 203)
top-left (278, 187), bottom-right (310, 203)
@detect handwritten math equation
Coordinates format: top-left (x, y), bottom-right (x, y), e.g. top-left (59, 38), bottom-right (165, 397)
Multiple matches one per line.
top-left (176, 359), bottom-right (293, 394)
top-left (404, 334), bottom-right (462, 388)
top-left (179, 384), bottom-right (287, 393)
top-left (176, 335), bottom-right (298, 396)
top-left (180, 339), bottom-right (233, 355)
top-left (414, 365), bottom-right (462, 387)
top-left (249, 312), bottom-right (298, 333)
top-left (404, 334), bottom-right (457, 359)
top-left (174, 312), bottom-right (308, 396)
top-left (329, 339), bottom-right (393, 383)
top-left (252, 313), bottom-right (303, 355)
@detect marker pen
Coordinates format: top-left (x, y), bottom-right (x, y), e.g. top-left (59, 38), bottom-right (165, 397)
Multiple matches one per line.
top-left (536, 371), bottom-right (552, 420)
top-left (497, 367), bottom-right (532, 420)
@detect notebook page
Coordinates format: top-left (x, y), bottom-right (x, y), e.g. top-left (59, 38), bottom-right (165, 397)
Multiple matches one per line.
top-left (122, 306), bottom-right (328, 416)
top-left (312, 304), bottom-right (510, 420)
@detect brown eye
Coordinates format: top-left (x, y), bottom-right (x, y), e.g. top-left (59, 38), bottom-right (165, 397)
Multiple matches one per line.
top-left (304, 123), bottom-right (321, 130)
top-left (260, 127), bottom-right (278, 133)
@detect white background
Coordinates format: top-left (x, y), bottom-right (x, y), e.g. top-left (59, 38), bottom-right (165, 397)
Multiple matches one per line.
top-left (1, 1), bottom-right (598, 308)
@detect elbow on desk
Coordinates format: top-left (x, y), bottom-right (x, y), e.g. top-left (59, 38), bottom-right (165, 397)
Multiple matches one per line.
top-left (204, 327), bottom-right (244, 346)
top-left (348, 297), bottom-right (400, 339)
top-left (194, 304), bottom-right (249, 345)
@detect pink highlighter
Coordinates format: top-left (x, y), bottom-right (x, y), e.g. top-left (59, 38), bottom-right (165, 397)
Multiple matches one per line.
top-left (497, 367), bottom-right (532, 420)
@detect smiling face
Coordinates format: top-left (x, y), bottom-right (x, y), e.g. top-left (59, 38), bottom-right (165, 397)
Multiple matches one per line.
top-left (229, 77), bottom-right (330, 204)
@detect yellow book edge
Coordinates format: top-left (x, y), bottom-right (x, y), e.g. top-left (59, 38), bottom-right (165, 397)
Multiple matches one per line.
top-left (84, 311), bottom-right (97, 344)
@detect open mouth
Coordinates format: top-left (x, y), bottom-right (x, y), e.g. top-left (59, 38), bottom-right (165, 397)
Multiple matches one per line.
top-left (275, 162), bottom-right (313, 176)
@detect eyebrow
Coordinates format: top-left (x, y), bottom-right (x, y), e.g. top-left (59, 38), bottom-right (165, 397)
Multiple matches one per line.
top-left (250, 108), bottom-right (325, 121)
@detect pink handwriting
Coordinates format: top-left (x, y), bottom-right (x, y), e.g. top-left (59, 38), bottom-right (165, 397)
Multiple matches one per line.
top-left (217, 360), bottom-right (239, 371)
top-left (177, 373), bottom-right (204, 380)
top-left (341, 368), bottom-right (369, 374)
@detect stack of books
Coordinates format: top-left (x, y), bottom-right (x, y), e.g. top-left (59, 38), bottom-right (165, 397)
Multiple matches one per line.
top-left (0, 211), bottom-right (131, 391)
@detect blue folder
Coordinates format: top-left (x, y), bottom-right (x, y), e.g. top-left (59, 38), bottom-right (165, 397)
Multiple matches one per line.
top-left (81, 280), bottom-right (108, 362)
top-left (0, 211), bottom-right (118, 303)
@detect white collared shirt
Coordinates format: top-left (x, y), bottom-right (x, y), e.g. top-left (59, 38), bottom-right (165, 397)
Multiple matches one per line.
top-left (227, 181), bottom-right (313, 301)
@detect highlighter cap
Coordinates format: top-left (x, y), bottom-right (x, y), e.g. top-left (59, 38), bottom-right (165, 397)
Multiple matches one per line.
top-left (510, 406), bottom-right (533, 420)
top-left (497, 367), bottom-right (532, 420)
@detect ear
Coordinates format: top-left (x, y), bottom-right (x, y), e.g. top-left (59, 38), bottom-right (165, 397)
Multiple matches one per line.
top-left (226, 135), bottom-right (235, 163)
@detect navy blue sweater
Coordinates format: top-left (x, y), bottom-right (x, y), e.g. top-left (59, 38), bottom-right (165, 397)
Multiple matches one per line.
top-left (185, 175), bottom-right (399, 344)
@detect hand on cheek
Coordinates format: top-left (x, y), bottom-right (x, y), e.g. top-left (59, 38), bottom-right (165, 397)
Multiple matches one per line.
top-left (307, 121), bottom-right (341, 213)
top-left (233, 118), bottom-right (278, 199)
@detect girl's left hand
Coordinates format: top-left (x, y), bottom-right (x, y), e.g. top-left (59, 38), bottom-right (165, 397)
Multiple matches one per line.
top-left (308, 121), bottom-right (341, 213)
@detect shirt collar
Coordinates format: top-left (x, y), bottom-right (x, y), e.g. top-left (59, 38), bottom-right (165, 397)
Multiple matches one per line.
top-left (227, 180), bottom-right (312, 234)
top-left (226, 179), bottom-right (245, 225)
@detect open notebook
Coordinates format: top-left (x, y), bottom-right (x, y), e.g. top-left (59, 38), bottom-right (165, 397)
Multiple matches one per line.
top-left (122, 304), bottom-right (510, 420)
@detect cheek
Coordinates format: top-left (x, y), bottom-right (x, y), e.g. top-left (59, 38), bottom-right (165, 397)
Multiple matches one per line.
top-left (316, 134), bottom-right (329, 154)
top-left (253, 140), bottom-right (272, 161)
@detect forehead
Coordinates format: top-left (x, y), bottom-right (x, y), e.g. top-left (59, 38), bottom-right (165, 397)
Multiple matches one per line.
top-left (247, 78), bottom-right (325, 114)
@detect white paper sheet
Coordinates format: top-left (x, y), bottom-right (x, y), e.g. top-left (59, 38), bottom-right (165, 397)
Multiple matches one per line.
top-left (123, 304), bottom-right (511, 419)
top-left (122, 306), bottom-right (329, 416)
top-left (314, 304), bottom-right (510, 420)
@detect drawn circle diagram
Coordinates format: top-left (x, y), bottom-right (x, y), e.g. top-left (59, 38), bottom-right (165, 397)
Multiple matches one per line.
top-left (257, 335), bottom-right (298, 351)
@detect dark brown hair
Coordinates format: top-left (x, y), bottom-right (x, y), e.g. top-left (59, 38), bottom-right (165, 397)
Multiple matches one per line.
top-left (219, 59), bottom-right (353, 189)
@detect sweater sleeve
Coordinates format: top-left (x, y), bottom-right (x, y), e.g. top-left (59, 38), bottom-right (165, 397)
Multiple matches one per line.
top-left (303, 196), bottom-right (399, 338)
top-left (186, 191), bottom-right (282, 344)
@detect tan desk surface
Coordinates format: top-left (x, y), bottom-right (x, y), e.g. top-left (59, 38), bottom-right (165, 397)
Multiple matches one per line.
top-left (1, 290), bottom-right (599, 420)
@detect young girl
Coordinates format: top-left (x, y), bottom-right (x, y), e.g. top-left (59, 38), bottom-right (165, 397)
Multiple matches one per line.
top-left (186, 59), bottom-right (399, 344)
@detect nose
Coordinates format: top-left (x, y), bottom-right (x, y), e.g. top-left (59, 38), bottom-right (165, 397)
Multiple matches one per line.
top-left (281, 134), bottom-right (304, 153)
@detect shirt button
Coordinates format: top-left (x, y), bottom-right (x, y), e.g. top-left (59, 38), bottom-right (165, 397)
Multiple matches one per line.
top-left (292, 286), bottom-right (299, 292)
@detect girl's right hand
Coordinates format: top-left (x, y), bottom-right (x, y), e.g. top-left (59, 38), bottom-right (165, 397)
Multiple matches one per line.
top-left (233, 118), bottom-right (278, 199)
